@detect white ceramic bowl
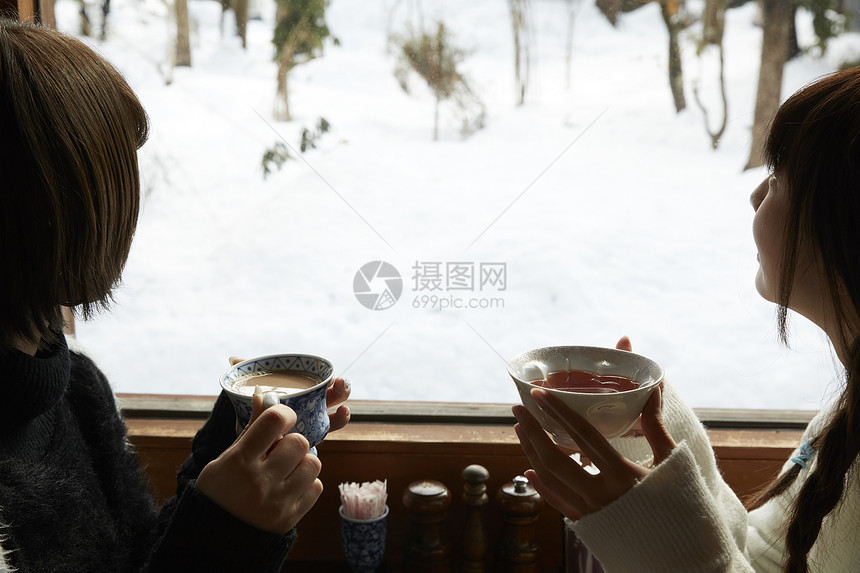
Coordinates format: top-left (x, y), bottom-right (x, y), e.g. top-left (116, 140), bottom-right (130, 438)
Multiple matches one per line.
top-left (507, 346), bottom-right (663, 448)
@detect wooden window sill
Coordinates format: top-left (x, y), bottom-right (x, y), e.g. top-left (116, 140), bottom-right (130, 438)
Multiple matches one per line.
top-left (120, 394), bottom-right (809, 569)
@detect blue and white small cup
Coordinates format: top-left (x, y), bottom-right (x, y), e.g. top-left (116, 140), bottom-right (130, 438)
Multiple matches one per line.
top-left (340, 505), bottom-right (389, 573)
top-left (220, 353), bottom-right (333, 451)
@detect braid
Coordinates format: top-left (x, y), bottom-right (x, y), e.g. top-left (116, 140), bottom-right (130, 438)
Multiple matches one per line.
top-left (744, 345), bottom-right (860, 571)
top-left (784, 347), bottom-right (860, 572)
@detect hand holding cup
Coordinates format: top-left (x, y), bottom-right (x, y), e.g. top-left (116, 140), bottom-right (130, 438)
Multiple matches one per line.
top-left (510, 337), bottom-right (677, 521)
top-left (196, 390), bottom-right (323, 534)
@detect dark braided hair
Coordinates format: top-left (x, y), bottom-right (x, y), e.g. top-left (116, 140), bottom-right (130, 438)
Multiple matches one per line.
top-left (746, 66), bottom-right (860, 572)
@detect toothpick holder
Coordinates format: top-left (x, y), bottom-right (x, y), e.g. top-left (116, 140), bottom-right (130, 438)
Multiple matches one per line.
top-left (339, 505), bottom-right (389, 572)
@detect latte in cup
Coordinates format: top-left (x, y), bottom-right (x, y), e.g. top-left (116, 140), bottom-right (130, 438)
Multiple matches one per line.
top-left (231, 371), bottom-right (320, 396)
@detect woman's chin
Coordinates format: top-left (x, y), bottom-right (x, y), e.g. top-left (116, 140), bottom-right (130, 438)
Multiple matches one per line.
top-left (754, 270), bottom-right (777, 303)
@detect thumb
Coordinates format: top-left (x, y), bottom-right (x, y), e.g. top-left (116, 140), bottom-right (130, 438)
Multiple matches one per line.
top-left (235, 386), bottom-right (267, 441)
top-left (641, 386), bottom-right (676, 466)
top-left (615, 336), bottom-right (632, 352)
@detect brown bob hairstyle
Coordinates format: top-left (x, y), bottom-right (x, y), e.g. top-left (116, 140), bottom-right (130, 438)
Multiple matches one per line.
top-left (0, 19), bottom-right (148, 349)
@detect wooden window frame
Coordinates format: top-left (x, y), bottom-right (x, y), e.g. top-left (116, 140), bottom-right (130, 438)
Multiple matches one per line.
top-left (1, 0), bottom-right (36, 23)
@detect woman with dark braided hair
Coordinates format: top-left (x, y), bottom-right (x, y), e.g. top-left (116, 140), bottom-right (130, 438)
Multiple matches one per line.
top-left (513, 66), bottom-right (860, 572)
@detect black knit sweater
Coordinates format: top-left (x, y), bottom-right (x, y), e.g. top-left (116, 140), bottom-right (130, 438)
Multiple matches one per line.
top-left (0, 335), bottom-right (296, 572)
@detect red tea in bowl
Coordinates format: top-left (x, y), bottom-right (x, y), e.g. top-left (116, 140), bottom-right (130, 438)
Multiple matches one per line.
top-left (531, 369), bottom-right (639, 394)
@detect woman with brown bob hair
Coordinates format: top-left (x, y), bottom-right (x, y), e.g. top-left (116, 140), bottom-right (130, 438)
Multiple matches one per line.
top-left (0, 19), bottom-right (349, 572)
top-left (514, 66), bottom-right (860, 572)
top-left (0, 18), bottom-right (145, 350)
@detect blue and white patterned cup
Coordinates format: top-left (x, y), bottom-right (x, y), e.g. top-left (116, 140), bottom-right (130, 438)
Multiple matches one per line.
top-left (340, 505), bottom-right (389, 573)
top-left (220, 353), bottom-right (333, 449)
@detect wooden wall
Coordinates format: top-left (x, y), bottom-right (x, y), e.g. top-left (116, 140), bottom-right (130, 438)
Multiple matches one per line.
top-left (125, 401), bottom-right (804, 571)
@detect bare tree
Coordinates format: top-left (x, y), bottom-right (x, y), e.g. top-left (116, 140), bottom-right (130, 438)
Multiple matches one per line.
top-left (694, 0), bottom-right (728, 149)
top-left (175, 0), bottom-right (192, 67)
top-left (508, 0), bottom-right (532, 105)
top-left (745, 0), bottom-right (792, 169)
top-left (99, 0), bottom-right (110, 40)
top-left (75, 0), bottom-right (111, 39)
top-left (564, 0), bottom-right (580, 89)
top-left (216, 0), bottom-right (249, 48)
top-left (693, 48), bottom-right (728, 149)
top-left (234, 0), bottom-right (249, 48)
top-left (77, 0), bottom-right (92, 36)
top-left (702, 0), bottom-right (725, 45)
top-left (659, 0), bottom-right (686, 112)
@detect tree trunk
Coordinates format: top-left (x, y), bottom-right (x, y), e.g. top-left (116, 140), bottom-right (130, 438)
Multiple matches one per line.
top-left (99, 0), bottom-right (110, 40)
top-left (693, 44), bottom-right (728, 149)
top-left (787, 2), bottom-right (800, 59)
top-left (77, 0), bottom-right (91, 36)
top-left (509, 0), bottom-right (530, 106)
top-left (274, 10), bottom-right (312, 122)
top-left (275, 54), bottom-right (292, 121)
top-left (702, 0), bottom-right (726, 46)
top-left (660, 0), bottom-right (686, 112)
top-left (234, 0), bottom-right (248, 49)
top-left (175, 0), bottom-right (191, 67)
top-left (564, 0), bottom-right (576, 88)
top-left (745, 0), bottom-right (791, 170)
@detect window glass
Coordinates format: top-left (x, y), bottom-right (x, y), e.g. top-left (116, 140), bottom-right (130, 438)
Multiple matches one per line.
top-left (61, 0), bottom-right (858, 408)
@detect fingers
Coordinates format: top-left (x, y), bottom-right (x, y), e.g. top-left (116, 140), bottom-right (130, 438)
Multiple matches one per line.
top-left (228, 356), bottom-right (245, 366)
top-left (512, 405), bottom-right (592, 487)
top-left (272, 442), bottom-right (324, 531)
top-left (640, 386), bottom-right (677, 465)
top-left (327, 378), bottom-right (351, 432)
top-left (327, 377), bottom-right (351, 409)
top-left (531, 389), bottom-right (622, 472)
top-left (267, 432), bottom-right (317, 476)
top-left (328, 405), bottom-right (351, 432)
top-left (234, 386), bottom-right (266, 443)
top-left (283, 478), bottom-right (324, 531)
top-left (523, 469), bottom-right (582, 521)
top-left (250, 386), bottom-right (266, 423)
top-left (621, 416), bottom-right (645, 438)
top-left (512, 416), bottom-right (588, 518)
top-left (238, 404), bottom-right (297, 459)
top-left (615, 336), bottom-right (632, 351)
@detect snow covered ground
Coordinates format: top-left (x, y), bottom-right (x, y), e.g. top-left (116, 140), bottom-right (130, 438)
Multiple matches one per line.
top-left (57, 0), bottom-right (860, 408)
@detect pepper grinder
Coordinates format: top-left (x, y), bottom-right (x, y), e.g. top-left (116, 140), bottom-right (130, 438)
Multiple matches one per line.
top-left (461, 464), bottom-right (490, 572)
top-left (496, 475), bottom-right (543, 572)
top-left (403, 479), bottom-right (451, 572)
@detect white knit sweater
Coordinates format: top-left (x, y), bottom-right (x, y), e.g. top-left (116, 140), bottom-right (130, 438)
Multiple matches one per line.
top-left (571, 383), bottom-right (860, 572)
